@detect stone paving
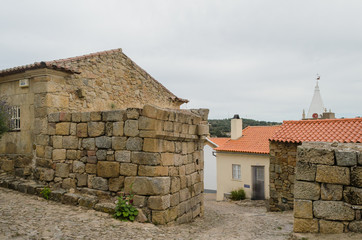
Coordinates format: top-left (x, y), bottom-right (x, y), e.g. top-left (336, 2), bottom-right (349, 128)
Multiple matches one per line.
top-left (0, 188), bottom-right (361, 240)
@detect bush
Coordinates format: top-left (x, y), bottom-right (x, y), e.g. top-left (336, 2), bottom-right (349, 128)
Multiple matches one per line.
top-left (230, 188), bottom-right (246, 201)
top-left (114, 193), bottom-right (139, 222)
top-left (0, 99), bottom-right (10, 138)
top-left (40, 187), bottom-right (51, 200)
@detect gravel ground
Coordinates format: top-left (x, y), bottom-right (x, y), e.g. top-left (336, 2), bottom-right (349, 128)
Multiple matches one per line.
top-left (0, 188), bottom-right (360, 240)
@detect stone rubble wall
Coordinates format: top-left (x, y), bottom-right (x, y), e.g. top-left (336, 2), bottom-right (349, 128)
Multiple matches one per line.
top-left (268, 141), bottom-right (300, 211)
top-left (0, 104), bottom-right (209, 225)
top-left (0, 154), bottom-right (32, 177)
top-left (294, 142), bottom-right (362, 233)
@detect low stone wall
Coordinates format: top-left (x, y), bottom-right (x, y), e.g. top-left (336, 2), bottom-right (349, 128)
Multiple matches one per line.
top-left (294, 142), bottom-right (362, 233)
top-left (30, 105), bottom-right (208, 225)
top-left (268, 141), bottom-right (300, 211)
top-left (0, 154), bottom-right (32, 178)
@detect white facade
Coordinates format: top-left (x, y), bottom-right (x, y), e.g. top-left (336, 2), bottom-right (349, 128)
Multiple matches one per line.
top-left (307, 80), bottom-right (325, 118)
top-left (203, 143), bottom-right (217, 192)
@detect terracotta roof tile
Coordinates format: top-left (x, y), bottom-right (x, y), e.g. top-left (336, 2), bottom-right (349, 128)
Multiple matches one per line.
top-left (270, 118), bottom-right (362, 143)
top-left (208, 137), bottom-right (230, 148)
top-left (215, 126), bottom-right (281, 154)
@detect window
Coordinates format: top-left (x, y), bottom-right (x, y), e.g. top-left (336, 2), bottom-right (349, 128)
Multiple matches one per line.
top-left (9, 106), bottom-right (20, 131)
top-left (232, 164), bottom-right (241, 180)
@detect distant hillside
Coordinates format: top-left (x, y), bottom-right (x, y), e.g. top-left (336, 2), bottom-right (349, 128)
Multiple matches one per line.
top-left (209, 118), bottom-right (281, 137)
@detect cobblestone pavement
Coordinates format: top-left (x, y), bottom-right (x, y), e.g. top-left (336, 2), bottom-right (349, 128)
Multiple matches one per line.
top-left (0, 188), bottom-right (360, 240)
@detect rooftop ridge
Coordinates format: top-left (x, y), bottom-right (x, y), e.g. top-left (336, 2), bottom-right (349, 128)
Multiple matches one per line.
top-left (47, 48), bottom-right (122, 64)
top-left (283, 117), bottom-right (361, 124)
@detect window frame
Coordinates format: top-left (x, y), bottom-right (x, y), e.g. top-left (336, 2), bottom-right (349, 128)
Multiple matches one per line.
top-left (8, 106), bottom-right (21, 131)
top-left (232, 164), bottom-right (241, 180)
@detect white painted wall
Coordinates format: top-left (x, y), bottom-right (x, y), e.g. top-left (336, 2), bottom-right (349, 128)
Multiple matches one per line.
top-left (203, 144), bottom-right (217, 192)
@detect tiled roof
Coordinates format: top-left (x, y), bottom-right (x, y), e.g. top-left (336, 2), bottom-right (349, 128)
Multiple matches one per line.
top-left (270, 118), bottom-right (362, 143)
top-left (0, 48), bottom-right (188, 103)
top-left (208, 137), bottom-right (230, 148)
top-left (215, 126), bottom-right (281, 154)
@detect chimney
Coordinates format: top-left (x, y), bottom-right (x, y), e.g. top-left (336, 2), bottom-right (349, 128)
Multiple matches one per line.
top-left (231, 114), bottom-right (242, 140)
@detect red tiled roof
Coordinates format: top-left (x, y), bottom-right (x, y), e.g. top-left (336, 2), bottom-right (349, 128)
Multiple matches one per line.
top-left (215, 126), bottom-right (281, 154)
top-left (208, 137), bottom-right (230, 148)
top-left (270, 118), bottom-right (362, 143)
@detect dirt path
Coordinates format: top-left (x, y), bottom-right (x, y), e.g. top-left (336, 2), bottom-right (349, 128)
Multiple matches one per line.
top-left (1, 188), bottom-right (360, 239)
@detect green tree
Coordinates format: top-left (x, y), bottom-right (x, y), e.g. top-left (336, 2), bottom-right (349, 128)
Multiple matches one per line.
top-left (0, 99), bottom-right (10, 138)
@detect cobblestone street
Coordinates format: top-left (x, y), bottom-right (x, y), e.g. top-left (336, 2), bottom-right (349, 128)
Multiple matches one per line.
top-left (1, 188), bottom-right (360, 240)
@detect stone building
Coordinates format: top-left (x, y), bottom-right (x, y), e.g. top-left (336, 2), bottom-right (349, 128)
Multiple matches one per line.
top-left (0, 48), bottom-right (188, 155)
top-left (268, 117), bottom-right (362, 211)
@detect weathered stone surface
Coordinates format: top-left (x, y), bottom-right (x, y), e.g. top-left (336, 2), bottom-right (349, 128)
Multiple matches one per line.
top-left (319, 220), bottom-right (344, 234)
top-left (316, 165), bottom-right (350, 185)
top-left (335, 150), bottom-right (357, 166)
top-left (152, 210), bottom-right (169, 225)
top-left (91, 177), bottom-right (108, 191)
top-left (294, 181), bottom-right (320, 200)
top-left (52, 136), bottom-right (63, 148)
top-left (102, 110), bottom-right (125, 122)
top-left (293, 218), bottom-right (319, 233)
top-left (95, 136), bottom-right (112, 149)
top-left (112, 122), bottom-right (124, 136)
top-left (62, 136), bottom-right (78, 149)
top-left (97, 161), bottom-right (119, 177)
top-left (82, 138), bottom-right (95, 150)
top-left (295, 161), bottom-right (316, 181)
top-left (76, 173), bottom-right (87, 186)
top-left (85, 163), bottom-right (97, 174)
top-left (1, 160), bottom-right (14, 172)
top-left (343, 186), bottom-right (362, 205)
top-left (115, 150), bottom-right (131, 163)
top-left (320, 183), bottom-right (343, 201)
top-left (131, 152), bottom-right (161, 165)
top-left (43, 169), bottom-right (55, 181)
top-left (55, 163), bottom-right (69, 178)
top-left (351, 167), bottom-right (362, 187)
top-left (55, 122), bottom-right (70, 135)
top-left (78, 195), bottom-right (98, 208)
top-left (109, 176), bottom-right (124, 192)
top-left (88, 122), bottom-right (105, 137)
top-left (171, 177), bottom-right (181, 193)
top-left (90, 112), bottom-right (102, 121)
top-left (62, 193), bottom-right (80, 205)
top-left (94, 202), bottom-right (115, 214)
top-left (126, 137), bottom-right (143, 151)
top-left (348, 221), bottom-right (362, 233)
top-left (66, 150), bottom-right (77, 160)
top-left (313, 201), bottom-right (355, 221)
top-left (143, 138), bottom-right (162, 152)
top-left (297, 145), bottom-right (335, 165)
top-left (148, 195), bottom-right (170, 210)
top-left (124, 177), bottom-right (170, 195)
top-left (358, 152), bottom-right (362, 166)
top-left (76, 123), bottom-right (88, 137)
top-left (124, 120), bottom-right (139, 137)
top-left (138, 166), bottom-right (168, 176)
top-left (112, 137), bottom-right (127, 150)
top-left (197, 124), bottom-right (209, 135)
top-left (170, 192), bottom-right (180, 207)
top-left (96, 150), bottom-right (107, 161)
top-left (132, 195), bottom-right (146, 207)
top-left (73, 161), bottom-right (85, 173)
top-left (180, 188), bottom-right (191, 202)
top-left (119, 163), bottom-right (137, 176)
top-left (53, 149), bottom-right (66, 160)
top-left (293, 199), bottom-right (313, 219)
top-left (62, 179), bottom-right (76, 189)
top-left (49, 189), bottom-right (66, 202)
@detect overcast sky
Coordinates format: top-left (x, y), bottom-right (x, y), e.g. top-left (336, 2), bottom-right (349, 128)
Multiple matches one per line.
top-left (1, 0), bottom-right (361, 121)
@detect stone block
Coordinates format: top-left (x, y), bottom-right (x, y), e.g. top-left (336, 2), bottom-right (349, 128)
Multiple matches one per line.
top-left (139, 116), bottom-right (158, 130)
top-left (76, 173), bottom-right (87, 187)
top-left (53, 149), bottom-right (66, 160)
top-left (97, 161), bottom-right (120, 177)
top-left (295, 161), bottom-right (316, 181)
top-left (170, 192), bottom-right (180, 207)
top-left (70, 123), bottom-right (77, 135)
top-left (316, 165), bottom-right (350, 185)
top-left (313, 201), bottom-right (355, 221)
top-left (297, 145), bottom-right (335, 165)
top-left (72, 112), bottom-right (81, 122)
top-left (52, 136), bottom-right (63, 148)
top-left (55, 122), bottom-right (70, 135)
top-left (73, 161), bottom-right (85, 173)
top-left (94, 203), bottom-right (115, 214)
top-left (113, 122), bottom-right (124, 136)
top-left (138, 166), bottom-right (168, 176)
top-left (1, 160), bottom-right (14, 172)
top-left (343, 186), bottom-right (362, 205)
top-left (62, 178), bottom-right (76, 189)
top-left (148, 195), bottom-right (170, 210)
top-left (197, 124), bottom-right (209, 135)
top-left (131, 152), bottom-right (161, 165)
top-left (336, 150), bottom-right (358, 166)
top-left (293, 218), bottom-right (319, 233)
top-left (185, 163), bottom-right (195, 175)
top-left (294, 181), bottom-right (320, 200)
top-left (59, 112), bottom-right (72, 122)
top-left (358, 152), bottom-right (362, 166)
top-left (349, 221), bottom-right (362, 233)
top-left (88, 122), bottom-right (105, 137)
top-left (102, 110), bottom-right (125, 122)
top-left (193, 182), bottom-right (203, 195)
top-left (48, 113), bottom-right (60, 122)
top-left (62, 136), bottom-right (78, 149)
top-left (87, 156), bottom-right (97, 164)
top-left (171, 177), bottom-right (181, 193)
top-left (95, 136), bottom-right (112, 149)
top-left (124, 177), bottom-right (170, 195)
top-left (152, 210), bottom-right (169, 225)
top-left (66, 150), bottom-right (77, 160)
top-left (62, 193), bottom-right (80, 205)
top-left (86, 163), bottom-right (97, 174)
top-left (143, 138), bottom-right (163, 152)
top-left (81, 112), bottom-right (90, 122)
top-left (320, 183), bottom-right (343, 201)
top-left (142, 105), bottom-right (158, 119)
top-left (109, 176), bottom-right (124, 192)
top-left (180, 188), bottom-right (191, 202)
top-left (119, 163), bottom-right (137, 176)
top-left (351, 167), bottom-right (362, 187)
top-left (111, 136), bottom-right (127, 150)
top-left (90, 112), bottom-right (101, 121)
top-left (294, 199), bottom-right (313, 218)
top-left (49, 189), bottom-right (66, 202)
top-left (124, 120), bottom-right (139, 137)
top-left (36, 134), bottom-right (49, 145)
top-left (92, 177), bottom-right (108, 191)
top-left (82, 138), bottom-right (95, 150)
top-left (126, 137), bottom-right (143, 151)
top-left (126, 108), bottom-right (140, 119)
top-left (79, 195), bottom-right (98, 208)
top-left (115, 151), bottom-right (131, 163)
top-left (76, 123), bottom-right (88, 137)
top-left (95, 150), bottom-right (106, 161)
top-left (319, 220), bottom-right (344, 234)
top-left (161, 153), bottom-right (175, 166)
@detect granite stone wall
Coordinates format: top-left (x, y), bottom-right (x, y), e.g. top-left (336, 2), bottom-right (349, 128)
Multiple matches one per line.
top-left (268, 141), bottom-right (300, 211)
top-left (294, 142), bottom-right (362, 233)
